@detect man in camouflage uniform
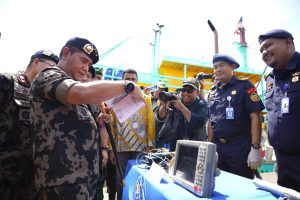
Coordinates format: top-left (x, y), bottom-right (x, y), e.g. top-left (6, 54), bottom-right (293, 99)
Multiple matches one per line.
top-left (29, 37), bottom-right (144, 200)
top-left (0, 50), bottom-right (59, 200)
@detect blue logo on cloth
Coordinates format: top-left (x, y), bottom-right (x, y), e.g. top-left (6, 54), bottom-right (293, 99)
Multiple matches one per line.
top-left (129, 175), bottom-right (145, 200)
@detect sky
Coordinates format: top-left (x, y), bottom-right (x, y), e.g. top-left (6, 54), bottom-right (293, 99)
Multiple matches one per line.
top-left (0, 0), bottom-right (299, 75)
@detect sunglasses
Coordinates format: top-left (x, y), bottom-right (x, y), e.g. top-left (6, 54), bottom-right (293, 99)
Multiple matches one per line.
top-left (181, 88), bottom-right (196, 93)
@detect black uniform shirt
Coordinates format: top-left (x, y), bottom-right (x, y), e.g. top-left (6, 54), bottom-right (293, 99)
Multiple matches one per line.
top-left (265, 52), bottom-right (300, 153)
top-left (208, 76), bottom-right (265, 137)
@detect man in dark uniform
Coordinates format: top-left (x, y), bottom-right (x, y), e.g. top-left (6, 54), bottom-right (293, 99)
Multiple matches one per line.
top-left (0, 50), bottom-right (59, 200)
top-left (259, 29), bottom-right (300, 191)
top-left (208, 54), bottom-right (265, 179)
top-left (29, 37), bottom-right (143, 200)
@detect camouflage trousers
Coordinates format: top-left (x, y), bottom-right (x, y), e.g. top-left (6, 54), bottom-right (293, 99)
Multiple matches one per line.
top-left (36, 180), bottom-right (98, 200)
top-left (0, 180), bottom-right (33, 200)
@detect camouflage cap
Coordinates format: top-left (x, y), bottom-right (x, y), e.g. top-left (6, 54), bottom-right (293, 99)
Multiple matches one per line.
top-left (31, 50), bottom-right (59, 64)
top-left (156, 81), bottom-right (168, 89)
top-left (65, 37), bottom-right (99, 64)
top-left (182, 77), bottom-right (199, 90)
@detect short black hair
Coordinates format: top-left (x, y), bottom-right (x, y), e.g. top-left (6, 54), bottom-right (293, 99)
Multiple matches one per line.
top-left (59, 45), bottom-right (82, 59)
top-left (122, 68), bottom-right (138, 79)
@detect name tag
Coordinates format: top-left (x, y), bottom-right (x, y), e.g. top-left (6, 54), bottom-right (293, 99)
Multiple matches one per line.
top-left (281, 97), bottom-right (289, 114)
top-left (226, 107), bottom-right (234, 119)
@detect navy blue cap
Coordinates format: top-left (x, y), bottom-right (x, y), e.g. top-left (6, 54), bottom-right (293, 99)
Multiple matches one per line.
top-left (31, 50), bottom-right (59, 64)
top-left (258, 29), bottom-right (294, 44)
top-left (65, 37), bottom-right (99, 64)
top-left (213, 54), bottom-right (240, 69)
top-left (89, 66), bottom-right (96, 78)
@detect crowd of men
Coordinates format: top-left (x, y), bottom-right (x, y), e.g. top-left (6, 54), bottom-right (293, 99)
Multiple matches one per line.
top-left (0, 28), bottom-right (300, 200)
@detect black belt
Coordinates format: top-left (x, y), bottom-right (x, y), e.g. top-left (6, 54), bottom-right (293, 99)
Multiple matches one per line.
top-left (213, 133), bottom-right (250, 144)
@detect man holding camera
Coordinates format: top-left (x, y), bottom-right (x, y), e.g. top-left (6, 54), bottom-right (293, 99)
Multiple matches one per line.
top-left (155, 77), bottom-right (208, 151)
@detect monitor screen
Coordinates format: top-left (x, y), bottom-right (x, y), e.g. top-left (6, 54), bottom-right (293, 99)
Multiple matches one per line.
top-left (174, 144), bottom-right (198, 183)
top-left (171, 140), bottom-right (217, 197)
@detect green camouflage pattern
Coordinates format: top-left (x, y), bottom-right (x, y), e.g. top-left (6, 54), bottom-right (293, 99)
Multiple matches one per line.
top-left (30, 67), bottom-right (100, 197)
top-left (0, 72), bottom-right (33, 199)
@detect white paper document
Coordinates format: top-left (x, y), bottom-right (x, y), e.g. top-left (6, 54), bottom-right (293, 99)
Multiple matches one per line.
top-left (105, 93), bottom-right (145, 123)
top-left (148, 162), bottom-right (166, 184)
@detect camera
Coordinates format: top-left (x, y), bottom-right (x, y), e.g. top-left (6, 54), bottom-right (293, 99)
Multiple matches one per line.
top-left (158, 91), bottom-right (177, 101)
top-left (196, 73), bottom-right (213, 80)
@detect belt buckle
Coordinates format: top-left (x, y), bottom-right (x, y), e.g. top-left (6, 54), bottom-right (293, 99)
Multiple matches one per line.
top-left (219, 137), bottom-right (227, 144)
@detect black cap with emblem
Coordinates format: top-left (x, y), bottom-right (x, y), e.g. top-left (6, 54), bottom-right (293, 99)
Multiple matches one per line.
top-left (31, 50), bottom-right (59, 64)
top-left (65, 37), bottom-right (99, 64)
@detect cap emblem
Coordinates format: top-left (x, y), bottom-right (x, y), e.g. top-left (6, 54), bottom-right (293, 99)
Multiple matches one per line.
top-left (83, 44), bottom-right (94, 54)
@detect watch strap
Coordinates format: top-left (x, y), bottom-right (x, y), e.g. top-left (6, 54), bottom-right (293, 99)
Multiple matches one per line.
top-left (124, 81), bottom-right (135, 94)
top-left (101, 146), bottom-right (109, 151)
top-left (251, 143), bottom-right (261, 149)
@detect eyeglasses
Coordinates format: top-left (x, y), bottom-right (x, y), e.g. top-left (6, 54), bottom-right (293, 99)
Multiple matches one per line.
top-left (39, 60), bottom-right (55, 67)
top-left (181, 88), bottom-right (196, 93)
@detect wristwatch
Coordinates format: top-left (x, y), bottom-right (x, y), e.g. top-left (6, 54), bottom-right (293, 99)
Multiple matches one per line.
top-left (251, 143), bottom-right (261, 149)
top-left (124, 81), bottom-right (135, 94)
top-left (101, 146), bottom-right (109, 151)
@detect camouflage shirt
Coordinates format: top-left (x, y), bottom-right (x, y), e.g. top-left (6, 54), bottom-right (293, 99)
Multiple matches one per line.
top-left (30, 67), bottom-right (100, 188)
top-left (0, 71), bottom-right (33, 184)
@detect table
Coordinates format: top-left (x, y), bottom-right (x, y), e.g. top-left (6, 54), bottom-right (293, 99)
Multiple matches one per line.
top-left (122, 160), bottom-right (281, 200)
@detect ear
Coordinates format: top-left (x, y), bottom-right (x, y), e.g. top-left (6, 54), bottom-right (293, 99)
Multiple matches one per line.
top-left (62, 47), bottom-right (71, 60)
top-left (285, 38), bottom-right (294, 48)
top-left (31, 57), bottom-right (38, 64)
top-left (231, 64), bottom-right (236, 71)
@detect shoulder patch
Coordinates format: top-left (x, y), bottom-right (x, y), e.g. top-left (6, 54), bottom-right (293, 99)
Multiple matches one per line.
top-left (247, 87), bottom-right (257, 94)
top-left (17, 73), bottom-right (30, 86)
top-left (250, 92), bottom-right (261, 102)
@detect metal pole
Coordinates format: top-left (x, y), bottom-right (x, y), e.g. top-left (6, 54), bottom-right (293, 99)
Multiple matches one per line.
top-left (100, 103), bottom-right (125, 186)
top-left (207, 20), bottom-right (219, 54)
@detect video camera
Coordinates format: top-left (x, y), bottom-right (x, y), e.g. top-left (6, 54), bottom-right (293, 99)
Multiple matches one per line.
top-left (196, 73), bottom-right (213, 80)
top-left (158, 91), bottom-right (177, 101)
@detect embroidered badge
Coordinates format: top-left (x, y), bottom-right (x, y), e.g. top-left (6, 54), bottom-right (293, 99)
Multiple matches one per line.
top-left (250, 92), bottom-right (261, 102)
top-left (247, 87), bottom-right (256, 94)
top-left (17, 74), bottom-right (30, 86)
top-left (267, 81), bottom-right (273, 92)
top-left (42, 50), bottom-right (54, 56)
top-left (292, 76), bottom-right (299, 83)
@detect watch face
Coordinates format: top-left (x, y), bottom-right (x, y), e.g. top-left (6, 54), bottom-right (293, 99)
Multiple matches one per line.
top-left (252, 144), bottom-right (260, 149)
top-left (125, 82), bottom-right (135, 93)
